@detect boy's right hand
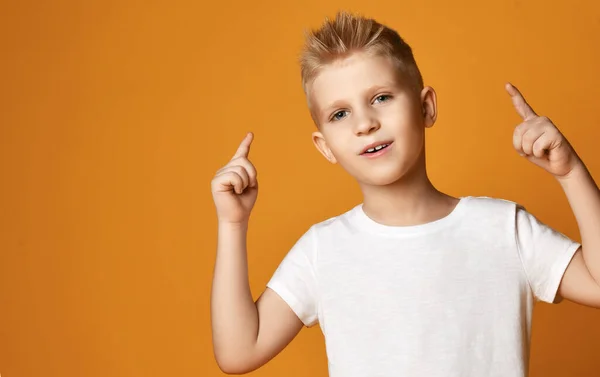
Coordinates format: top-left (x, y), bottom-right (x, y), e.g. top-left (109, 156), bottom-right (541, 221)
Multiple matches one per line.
top-left (211, 133), bottom-right (258, 224)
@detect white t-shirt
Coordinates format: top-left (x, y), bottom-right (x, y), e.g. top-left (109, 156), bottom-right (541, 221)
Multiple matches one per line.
top-left (266, 196), bottom-right (581, 377)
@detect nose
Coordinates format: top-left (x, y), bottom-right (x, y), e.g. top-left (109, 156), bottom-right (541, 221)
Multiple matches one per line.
top-left (354, 111), bottom-right (380, 136)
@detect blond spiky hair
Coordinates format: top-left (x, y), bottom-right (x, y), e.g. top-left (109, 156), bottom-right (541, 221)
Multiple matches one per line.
top-left (300, 11), bottom-right (424, 96)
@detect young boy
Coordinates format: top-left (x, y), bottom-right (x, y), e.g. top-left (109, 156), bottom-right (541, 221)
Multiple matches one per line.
top-left (210, 11), bottom-right (600, 376)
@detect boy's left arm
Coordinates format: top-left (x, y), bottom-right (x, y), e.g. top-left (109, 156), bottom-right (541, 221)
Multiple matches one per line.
top-left (506, 83), bottom-right (600, 308)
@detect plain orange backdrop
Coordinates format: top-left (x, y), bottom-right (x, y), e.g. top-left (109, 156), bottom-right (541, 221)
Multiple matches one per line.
top-left (1, 0), bottom-right (600, 376)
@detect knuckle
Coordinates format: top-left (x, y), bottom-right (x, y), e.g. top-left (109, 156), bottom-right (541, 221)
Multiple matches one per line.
top-left (239, 168), bottom-right (250, 179)
top-left (231, 165), bottom-right (245, 175)
top-left (515, 123), bottom-right (527, 133)
top-left (233, 178), bottom-right (243, 189)
top-left (227, 170), bottom-right (240, 181)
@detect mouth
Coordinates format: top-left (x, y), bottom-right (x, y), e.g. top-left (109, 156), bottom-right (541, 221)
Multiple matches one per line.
top-left (360, 141), bottom-right (393, 156)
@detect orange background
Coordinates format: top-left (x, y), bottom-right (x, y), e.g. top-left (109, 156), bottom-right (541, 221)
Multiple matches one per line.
top-left (1, 0), bottom-right (600, 376)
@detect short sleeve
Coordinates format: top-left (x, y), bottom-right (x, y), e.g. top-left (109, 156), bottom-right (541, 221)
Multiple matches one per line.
top-left (515, 205), bottom-right (581, 303)
top-left (266, 227), bottom-right (319, 327)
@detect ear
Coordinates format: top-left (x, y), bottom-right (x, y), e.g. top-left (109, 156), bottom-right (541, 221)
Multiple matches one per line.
top-left (420, 86), bottom-right (437, 128)
top-left (312, 131), bottom-right (337, 164)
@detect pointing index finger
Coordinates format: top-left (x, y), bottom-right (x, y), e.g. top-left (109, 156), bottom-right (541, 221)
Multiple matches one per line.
top-left (232, 132), bottom-right (253, 160)
top-left (505, 82), bottom-right (537, 121)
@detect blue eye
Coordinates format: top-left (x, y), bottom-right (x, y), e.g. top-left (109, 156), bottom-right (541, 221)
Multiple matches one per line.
top-left (374, 94), bottom-right (391, 103)
top-left (331, 110), bottom-right (348, 121)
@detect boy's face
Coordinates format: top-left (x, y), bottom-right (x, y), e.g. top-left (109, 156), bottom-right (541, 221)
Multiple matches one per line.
top-left (308, 52), bottom-right (437, 187)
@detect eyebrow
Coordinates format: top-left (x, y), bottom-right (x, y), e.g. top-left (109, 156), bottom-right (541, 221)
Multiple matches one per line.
top-left (319, 83), bottom-right (396, 119)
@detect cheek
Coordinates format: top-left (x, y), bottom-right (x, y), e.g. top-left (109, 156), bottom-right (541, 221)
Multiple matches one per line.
top-left (399, 127), bottom-right (425, 153)
top-left (392, 103), bottom-right (423, 131)
top-left (322, 129), bottom-right (350, 155)
top-left (328, 141), bottom-right (352, 163)
top-left (324, 135), bottom-right (362, 170)
top-left (382, 102), bottom-right (415, 125)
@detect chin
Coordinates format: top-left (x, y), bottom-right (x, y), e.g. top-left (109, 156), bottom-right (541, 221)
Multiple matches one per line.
top-left (357, 166), bottom-right (410, 186)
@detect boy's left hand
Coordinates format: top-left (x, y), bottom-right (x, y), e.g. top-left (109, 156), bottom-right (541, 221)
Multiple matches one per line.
top-left (506, 82), bottom-right (582, 179)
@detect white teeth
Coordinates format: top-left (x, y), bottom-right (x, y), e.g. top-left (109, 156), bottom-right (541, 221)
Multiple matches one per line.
top-left (366, 143), bottom-right (389, 153)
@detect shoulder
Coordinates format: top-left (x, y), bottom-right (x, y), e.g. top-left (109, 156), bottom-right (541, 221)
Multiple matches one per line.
top-left (284, 206), bottom-right (361, 264)
top-left (462, 195), bottom-right (522, 213)
top-left (460, 195), bottom-right (525, 228)
top-left (312, 203), bottom-right (360, 228)
top-left (304, 204), bottom-right (364, 242)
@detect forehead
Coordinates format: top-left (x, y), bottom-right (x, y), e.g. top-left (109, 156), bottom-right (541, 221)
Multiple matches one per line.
top-left (308, 53), bottom-right (400, 110)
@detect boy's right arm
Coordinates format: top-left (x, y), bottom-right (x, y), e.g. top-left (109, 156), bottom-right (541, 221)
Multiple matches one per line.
top-left (210, 133), bottom-right (304, 374)
top-left (211, 223), bottom-right (304, 374)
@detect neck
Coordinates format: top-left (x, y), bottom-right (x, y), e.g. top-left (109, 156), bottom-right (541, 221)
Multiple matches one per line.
top-left (358, 152), bottom-right (458, 226)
